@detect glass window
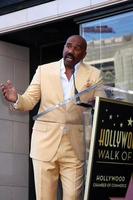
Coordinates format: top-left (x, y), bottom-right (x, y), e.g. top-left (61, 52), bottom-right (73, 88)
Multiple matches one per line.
top-left (80, 11), bottom-right (133, 102)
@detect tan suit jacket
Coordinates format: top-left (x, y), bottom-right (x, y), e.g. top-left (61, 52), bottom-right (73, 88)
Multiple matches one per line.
top-left (16, 59), bottom-right (105, 161)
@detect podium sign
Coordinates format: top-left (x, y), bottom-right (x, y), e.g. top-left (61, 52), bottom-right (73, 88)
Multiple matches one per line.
top-left (84, 97), bottom-right (133, 200)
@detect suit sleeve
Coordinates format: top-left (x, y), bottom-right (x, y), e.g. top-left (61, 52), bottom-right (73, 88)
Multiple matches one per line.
top-left (16, 66), bottom-right (41, 111)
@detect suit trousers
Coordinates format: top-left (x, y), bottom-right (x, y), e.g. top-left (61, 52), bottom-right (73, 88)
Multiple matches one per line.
top-left (32, 134), bottom-right (84, 200)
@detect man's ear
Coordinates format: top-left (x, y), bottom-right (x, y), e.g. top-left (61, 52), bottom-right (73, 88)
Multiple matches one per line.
top-left (83, 51), bottom-right (87, 58)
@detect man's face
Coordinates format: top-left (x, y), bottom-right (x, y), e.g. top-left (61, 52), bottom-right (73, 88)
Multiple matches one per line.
top-left (63, 36), bottom-right (86, 69)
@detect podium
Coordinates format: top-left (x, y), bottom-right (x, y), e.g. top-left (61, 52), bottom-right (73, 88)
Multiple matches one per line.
top-left (32, 83), bottom-right (133, 200)
top-left (83, 97), bottom-right (133, 200)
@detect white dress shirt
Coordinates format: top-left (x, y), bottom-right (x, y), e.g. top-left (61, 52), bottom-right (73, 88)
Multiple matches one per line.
top-left (60, 59), bottom-right (80, 100)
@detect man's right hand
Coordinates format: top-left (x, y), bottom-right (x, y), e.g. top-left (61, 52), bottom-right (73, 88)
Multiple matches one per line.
top-left (0, 80), bottom-right (18, 103)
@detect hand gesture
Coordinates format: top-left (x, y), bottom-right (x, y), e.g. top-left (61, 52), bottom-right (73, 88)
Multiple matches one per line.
top-left (0, 80), bottom-right (18, 103)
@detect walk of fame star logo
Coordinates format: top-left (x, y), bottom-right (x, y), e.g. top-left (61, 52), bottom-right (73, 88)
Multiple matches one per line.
top-left (110, 175), bottom-right (133, 200)
top-left (128, 117), bottom-right (133, 127)
top-left (101, 106), bottom-right (133, 129)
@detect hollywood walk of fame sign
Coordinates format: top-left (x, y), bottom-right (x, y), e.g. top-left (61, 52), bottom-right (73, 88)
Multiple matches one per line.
top-left (84, 97), bottom-right (133, 200)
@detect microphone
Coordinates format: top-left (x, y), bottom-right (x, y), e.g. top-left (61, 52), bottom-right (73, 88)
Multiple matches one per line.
top-left (73, 68), bottom-right (81, 103)
top-left (72, 68), bottom-right (92, 108)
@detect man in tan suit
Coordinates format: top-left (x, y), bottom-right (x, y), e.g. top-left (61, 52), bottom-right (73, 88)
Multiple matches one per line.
top-left (1, 35), bottom-right (105, 200)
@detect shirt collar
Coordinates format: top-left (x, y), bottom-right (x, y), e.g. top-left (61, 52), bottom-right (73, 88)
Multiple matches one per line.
top-left (61, 58), bottom-right (81, 75)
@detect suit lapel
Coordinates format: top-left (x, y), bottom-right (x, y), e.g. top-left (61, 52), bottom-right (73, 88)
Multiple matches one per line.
top-left (75, 62), bottom-right (90, 92)
top-left (67, 62), bottom-right (90, 110)
top-left (53, 60), bottom-right (64, 102)
top-left (54, 61), bottom-right (90, 108)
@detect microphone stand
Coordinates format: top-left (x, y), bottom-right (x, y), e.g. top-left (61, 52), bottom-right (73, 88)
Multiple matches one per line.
top-left (72, 70), bottom-right (93, 109)
top-left (72, 70), bottom-right (94, 123)
top-left (73, 69), bottom-right (94, 173)
top-left (33, 73), bottom-right (102, 120)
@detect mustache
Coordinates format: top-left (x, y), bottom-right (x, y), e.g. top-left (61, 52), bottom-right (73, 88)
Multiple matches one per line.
top-left (65, 53), bottom-right (75, 60)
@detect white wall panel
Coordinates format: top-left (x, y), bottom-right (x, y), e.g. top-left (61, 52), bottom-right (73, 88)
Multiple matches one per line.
top-left (0, 186), bottom-right (12, 200)
top-left (0, 153), bottom-right (28, 186)
top-left (13, 122), bottom-right (29, 154)
top-left (14, 60), bottom-right (29, 92)
top-left (0, 0), bottom-right (127, 34)
top-left (0, 186), bottom-right (28, 200)
top-left (0, 120), bottom-right (13, 153)
top-left (0, 56), bottom-right (14, 82)
top-left (0, 10), bottom-right (27, 32)
top-left (57, 0), bottom-right (91, 16)
top-left (91, 0), bottom-right (108, 5)
top-left (0, 41), bottom-right (29, 199)
top-left (28, 1), bottom-right (58, 23)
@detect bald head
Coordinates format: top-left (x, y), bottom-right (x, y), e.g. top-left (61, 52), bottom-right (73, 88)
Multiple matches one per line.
top-left (66, 35), bottom-right (87, 51)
